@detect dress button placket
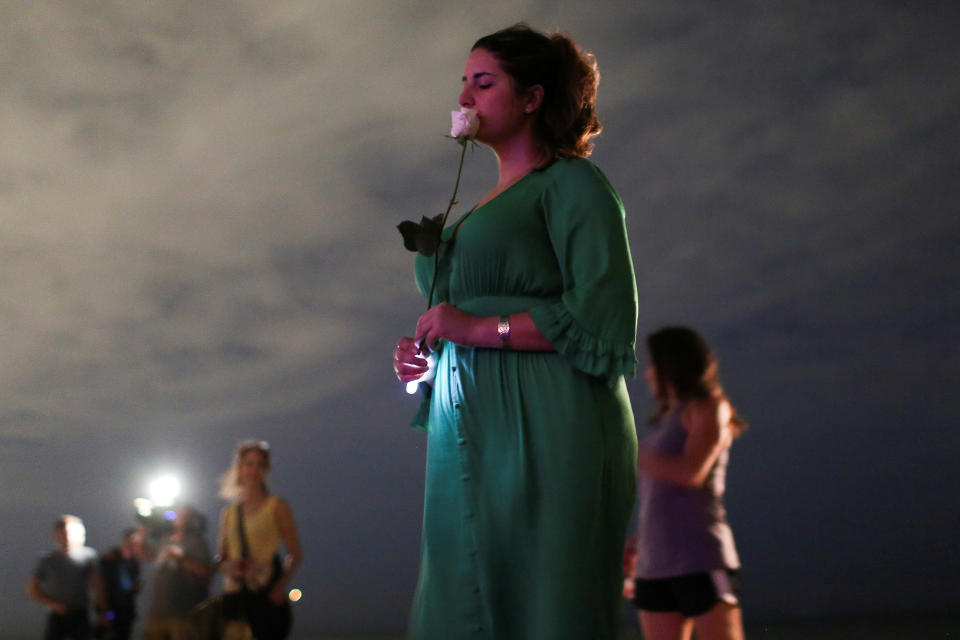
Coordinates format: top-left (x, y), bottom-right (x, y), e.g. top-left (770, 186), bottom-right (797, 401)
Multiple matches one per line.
top-left (451, 353), bottom-right (483, 635)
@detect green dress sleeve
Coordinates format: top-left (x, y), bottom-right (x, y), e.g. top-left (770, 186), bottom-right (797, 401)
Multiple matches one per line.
top-left (528, 159), bottom-right (638, 384)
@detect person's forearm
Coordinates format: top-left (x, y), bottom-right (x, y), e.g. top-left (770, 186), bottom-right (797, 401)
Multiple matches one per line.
top-left (466, 312), bottom-right (554, 351)
top-left (278, 551), bottom-right (301, 588)
top-left (636, 445), bottom-right (702, 488)
top-left (27, 581), bottom-right (59, 609)
top-left (181, 557), bottom-right (211, 580)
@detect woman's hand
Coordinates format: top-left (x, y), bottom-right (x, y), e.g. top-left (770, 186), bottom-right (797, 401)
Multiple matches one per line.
top-left (394, 336), bottom-right (433, 383)
top-left (221, 559), bottom-right (246, 580)
top-left (415, 302), bottom-right (483, 350)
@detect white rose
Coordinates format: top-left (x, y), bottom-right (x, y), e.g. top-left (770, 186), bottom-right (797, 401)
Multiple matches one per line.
top-left (450, 107), bottom-right (479, 140)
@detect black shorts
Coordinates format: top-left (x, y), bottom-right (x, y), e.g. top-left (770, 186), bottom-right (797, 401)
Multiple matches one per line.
top-left (632, 570), bottom-right (741, 617)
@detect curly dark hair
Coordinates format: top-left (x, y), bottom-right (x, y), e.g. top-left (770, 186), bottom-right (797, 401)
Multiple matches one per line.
top-left (646, 327), bottom-right (747, 435)
top-left (472, 23), bottom-right (602, 159)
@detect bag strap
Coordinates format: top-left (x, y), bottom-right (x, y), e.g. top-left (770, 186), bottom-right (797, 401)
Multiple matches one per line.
top-left (235, 503), bottom-right (251, 561)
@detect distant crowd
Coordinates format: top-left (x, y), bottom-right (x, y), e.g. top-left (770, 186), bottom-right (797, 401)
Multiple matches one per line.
top-left (28, 440), bottom-right (301, 640)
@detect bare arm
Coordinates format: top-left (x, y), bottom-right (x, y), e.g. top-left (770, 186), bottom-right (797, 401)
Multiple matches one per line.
top-left (636, 399), bottom-right (732, 488)
top-left (395, 308), bottom-right (553, 384)
top-left (27, 576), bottom-right (67, 614)
top-left (267, 497), bottom-right (302, 604)
top-left (273, 497), bottom-right (302, 586)
top-left (414, 304), bottom-right (555, 352)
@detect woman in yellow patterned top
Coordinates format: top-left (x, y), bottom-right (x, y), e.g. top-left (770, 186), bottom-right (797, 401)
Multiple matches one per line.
top-left (216, 440), bottom-right (302, 640)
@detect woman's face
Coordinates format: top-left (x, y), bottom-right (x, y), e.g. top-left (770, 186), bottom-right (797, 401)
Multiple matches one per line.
top-left (238, 449), bottom-right (269, 487)
top-left (458, 48), bottom-right (532, 147)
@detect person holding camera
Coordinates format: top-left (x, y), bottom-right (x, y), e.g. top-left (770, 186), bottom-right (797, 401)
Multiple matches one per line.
top-left (141, 505), bottom-right (212, 640)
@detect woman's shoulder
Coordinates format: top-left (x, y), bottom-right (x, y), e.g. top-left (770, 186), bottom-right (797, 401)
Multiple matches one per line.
top-left (543, 156), bottom-right (605, 181)
top-left (539, 157), bottom-right (621, 204)
top-left (268, 494), bottom-right (293, 514)
top-left (681, 397), bottom-right (721, 425)
top-left (682, 397), bottom-right (733, 437)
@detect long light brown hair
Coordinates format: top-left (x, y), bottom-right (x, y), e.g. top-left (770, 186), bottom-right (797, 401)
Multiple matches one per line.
top-left (218, 439), bottom-right (271, 501)
top-left (646, 327), bottom-right (747, 435)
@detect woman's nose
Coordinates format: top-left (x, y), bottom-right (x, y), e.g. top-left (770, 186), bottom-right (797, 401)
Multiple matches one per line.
top-left (458, 87), bottom-right (473, 108)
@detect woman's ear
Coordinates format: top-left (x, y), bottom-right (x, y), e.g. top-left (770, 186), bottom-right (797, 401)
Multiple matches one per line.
top-left (524, 84), bottom-right (544, 114)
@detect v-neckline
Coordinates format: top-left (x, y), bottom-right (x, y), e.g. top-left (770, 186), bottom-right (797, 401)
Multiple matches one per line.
top-left (448, 169), bottom-right (539, 238)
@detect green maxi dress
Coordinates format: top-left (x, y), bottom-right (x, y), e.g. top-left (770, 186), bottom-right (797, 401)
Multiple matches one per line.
top-left (409, 157), bottom-right (638, 640)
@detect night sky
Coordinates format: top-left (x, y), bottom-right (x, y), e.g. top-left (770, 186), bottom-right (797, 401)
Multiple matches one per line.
top-left (2, 1), bottom-right (958, 635)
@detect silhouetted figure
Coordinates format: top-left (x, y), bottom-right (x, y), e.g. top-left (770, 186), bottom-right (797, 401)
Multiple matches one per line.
top-left (142, 505), bottom-right (212, 640)
top-left (96, 528), bottom-right (142, 640)
top-left (28, 515), bottom-right (106, 640)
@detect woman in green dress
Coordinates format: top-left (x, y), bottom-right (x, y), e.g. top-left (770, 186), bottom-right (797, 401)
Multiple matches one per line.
top-left (393, 24), bottom-right (638, 640)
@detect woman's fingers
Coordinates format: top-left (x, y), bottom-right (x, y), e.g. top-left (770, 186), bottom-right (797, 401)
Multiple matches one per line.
top-left (395, 360), bottom-right (428, 377)
top-left (394, 336), bottom-right (428, 381)
top-left (415, 302), bottom-right (475, 349)
top-left (394, 346), bottom-right (426, 365)
top-left (415, 308), bottom-right (445, 352)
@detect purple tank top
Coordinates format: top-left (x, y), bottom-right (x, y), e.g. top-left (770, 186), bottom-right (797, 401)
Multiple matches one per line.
top-left (635, 404), bottom-right (740, 579)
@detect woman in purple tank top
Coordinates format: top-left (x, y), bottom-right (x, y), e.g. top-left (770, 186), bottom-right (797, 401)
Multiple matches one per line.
top-left (624, 327), bottom-right (747, 640)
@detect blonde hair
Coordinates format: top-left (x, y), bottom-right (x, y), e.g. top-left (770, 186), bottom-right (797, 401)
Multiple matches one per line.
top-left (218, 439), bottom-right (271, 501)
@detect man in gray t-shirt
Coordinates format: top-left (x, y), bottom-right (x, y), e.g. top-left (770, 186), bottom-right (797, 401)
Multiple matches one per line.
top-left (28, 515), bottom-right (104, 640)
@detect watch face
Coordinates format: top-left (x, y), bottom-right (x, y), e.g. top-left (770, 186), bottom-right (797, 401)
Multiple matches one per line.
top-left (497, 316), bottom-right (510, 344)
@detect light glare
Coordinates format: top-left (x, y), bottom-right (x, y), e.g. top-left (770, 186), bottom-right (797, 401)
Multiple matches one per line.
top-left (148, 475), bottom-right (181, 507)
top-left (288, 588), bottom-right (302, 602)
top-left (134, 498), bottom-right (154, 517)
top-left (406, 380), bottom-right (418, 394)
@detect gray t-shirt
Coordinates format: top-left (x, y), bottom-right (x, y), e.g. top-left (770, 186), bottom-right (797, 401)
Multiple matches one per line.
top-left (148, 533), bottom-right (211, 618)
top-left (33, 546), bottom-right (98, 612)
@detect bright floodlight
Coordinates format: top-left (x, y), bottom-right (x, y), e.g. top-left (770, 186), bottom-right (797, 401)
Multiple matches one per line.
top-left (148, 475), bottom-right (181, 507)
top-left (406, 380), bottom-right (419, 394)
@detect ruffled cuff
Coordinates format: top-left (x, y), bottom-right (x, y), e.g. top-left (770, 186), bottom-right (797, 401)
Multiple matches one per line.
top-left (409, 383), bottom-right (432, 432)
top-left (529, 301), bottom-right (637, 386)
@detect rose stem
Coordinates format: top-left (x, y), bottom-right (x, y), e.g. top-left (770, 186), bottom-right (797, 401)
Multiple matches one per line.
top-left (426, 139), bottom-right (469, 310)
